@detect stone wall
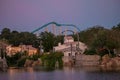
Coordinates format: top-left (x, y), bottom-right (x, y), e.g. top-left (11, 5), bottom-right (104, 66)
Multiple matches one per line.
top-left (62, 56), bottom-right (74, 66)
top-left (101, 54), bottom-right (120, 67)
top-left (24, 59), bottom-right (42, 67)
top-left (0, 59), bottom-right (8, 71)
top-left (0, 61), bottom-right (3, 69)
top-left (75, 54), bottom-right (100, 66)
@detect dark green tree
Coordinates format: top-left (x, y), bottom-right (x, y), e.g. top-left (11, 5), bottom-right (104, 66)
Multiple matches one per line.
top-left (41, 52), bottom-right (64, 69)
top-left (91, 30), bottom-right (108, 49)
top-left (19, 32), bottom-right (37, 45)
top-left (79, 26), bottom-right (108, 47)
top-left (54, 35), bottom-right (64, 46)
top-left (9, 30), bottom-right (20, 46)
top-left (112, 23), bottom-right (120, 30)
top-left (39, 32), bottom-right (55, 52)
top-left (0, 28), bottom-right (11, 40)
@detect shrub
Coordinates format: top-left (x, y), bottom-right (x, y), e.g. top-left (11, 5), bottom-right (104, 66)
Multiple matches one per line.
top-left (84, 48), bottom-right (97, 55)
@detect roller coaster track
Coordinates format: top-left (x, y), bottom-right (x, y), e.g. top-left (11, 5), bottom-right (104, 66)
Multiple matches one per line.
top-left (61, 30), bottom-right (75, 35)
top-left (31, 22), bottom-right (80, 33)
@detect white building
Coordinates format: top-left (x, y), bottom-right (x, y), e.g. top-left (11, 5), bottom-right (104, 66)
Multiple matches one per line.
top-left (53, 36), bottom-right (87, 64)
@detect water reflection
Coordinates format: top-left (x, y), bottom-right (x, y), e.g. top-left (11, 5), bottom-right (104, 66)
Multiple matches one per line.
top-left (8, 68), bottom-right (36, 80)
top-left (0, 66), bottom-right (120, 80)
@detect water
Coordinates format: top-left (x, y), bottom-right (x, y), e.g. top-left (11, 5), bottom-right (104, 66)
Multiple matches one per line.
top-left (0, 67), bottom-right (120, 80)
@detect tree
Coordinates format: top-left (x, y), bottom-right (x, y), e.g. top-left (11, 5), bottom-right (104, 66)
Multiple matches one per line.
top-left (78, 25), bottom-right (120, 56)
top-left (9, 30), bottom-right (20, 46)
top-left (0, 28), bottom-right (11, 40)
top-left (112, 23), bottom-right (120, 30)
top-left (0, 28), bottom-right (37, 46)
top-left (39, 32), bottom-right (55, 52)
top-left (19, 32), bottom-right (37, 45)
top-left (91, 30), bottom-right (108, 49)
top-left (54, 35), bottom-right (64, 46)
top-left (40, 52), bottom-right (64, 69)
top-left (79, 26), bottom-right (108, 47)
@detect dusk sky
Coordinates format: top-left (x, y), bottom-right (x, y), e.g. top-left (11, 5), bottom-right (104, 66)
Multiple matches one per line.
top-left (0, 0), bottom-right (120, 32)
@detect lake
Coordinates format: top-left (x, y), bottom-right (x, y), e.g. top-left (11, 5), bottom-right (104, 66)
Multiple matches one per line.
top-left (0, 66), bottom-right (120, 80)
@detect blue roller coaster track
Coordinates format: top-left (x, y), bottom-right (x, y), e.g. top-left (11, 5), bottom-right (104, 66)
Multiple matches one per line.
top-left (61, 30), bottom-right (75, 35)
top-left (31, 22), bottom-right (80, 33)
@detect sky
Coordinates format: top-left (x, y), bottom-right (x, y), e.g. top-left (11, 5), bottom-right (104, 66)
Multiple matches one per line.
top-left (0, 0), bottom-right (120, 32)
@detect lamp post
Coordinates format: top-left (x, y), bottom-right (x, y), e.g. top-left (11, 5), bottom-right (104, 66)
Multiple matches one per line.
top-left (0, 43), bottom-right (6, 59)
top-left (76, 32), bottom-right (80, 54)
top-left (37, 35), bottom-right (42, 54)
top-left (0, 42), bottom-right (2, 59)
top-left (0, 47), bottom-right (1, 59)
top-left (70, 44), bottom-right (72, 56)
top-left (39, 40), bottom-right (42, 54)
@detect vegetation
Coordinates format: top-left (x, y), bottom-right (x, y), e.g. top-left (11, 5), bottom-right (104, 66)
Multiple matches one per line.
top-left (5, 50), bottom-right (63, 68)
top-left (41, 52), bottom-right (64, 69)
top-left (37, 32), bottom-right (64, 52)
top-left (78, 23), bottom-right (120, 56)
top-left (84, 48), bottom-right (97, 55)
top-left (0, 23), bottom-right (120, 67)
top-left (28, 54), bottom-right (40, 61)
top-left (0, 28), bottom-right (65, 52)
top-left (0, 28), bottom-right (37, 46)
top-left (6, 52), bottom-right (27, 67)
top-left (38, 32), bottom-right (55, 52)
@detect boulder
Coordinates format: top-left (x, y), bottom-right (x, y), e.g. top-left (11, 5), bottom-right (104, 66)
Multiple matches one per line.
top-left (24, 59), bottom-right (33, 67)
top-left (101, 54), bottom-right (110, 65)
top-left (112, 57), bottom-right (120, 66)
top-left (101, 55), bottom-right (120, 67)
top-left (32, 60), bottom-right (42, 67)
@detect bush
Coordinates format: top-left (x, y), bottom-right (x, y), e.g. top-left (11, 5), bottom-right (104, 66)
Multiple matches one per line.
top-left (6, 52), bottom-right (28, 67)
top-left (98, 48), bottom-right (109, 57)
top-left (40, 52), bottom-right (64, 68)
top-left (28, 53), bottom-right (41, 61)
top-left (84, 48), bottom-right (97, 55)
top-left (17, 57), bottom-right (27, 67)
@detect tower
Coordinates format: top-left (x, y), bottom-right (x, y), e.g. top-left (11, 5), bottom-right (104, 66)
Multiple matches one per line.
top-left (52, 24), bottom-right (56, 35)
top-left (44, 27), bottom-right (48, 32)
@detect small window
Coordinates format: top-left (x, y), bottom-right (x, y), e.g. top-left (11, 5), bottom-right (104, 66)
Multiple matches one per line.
top-left (68, 53), bottom-right (71, 56)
